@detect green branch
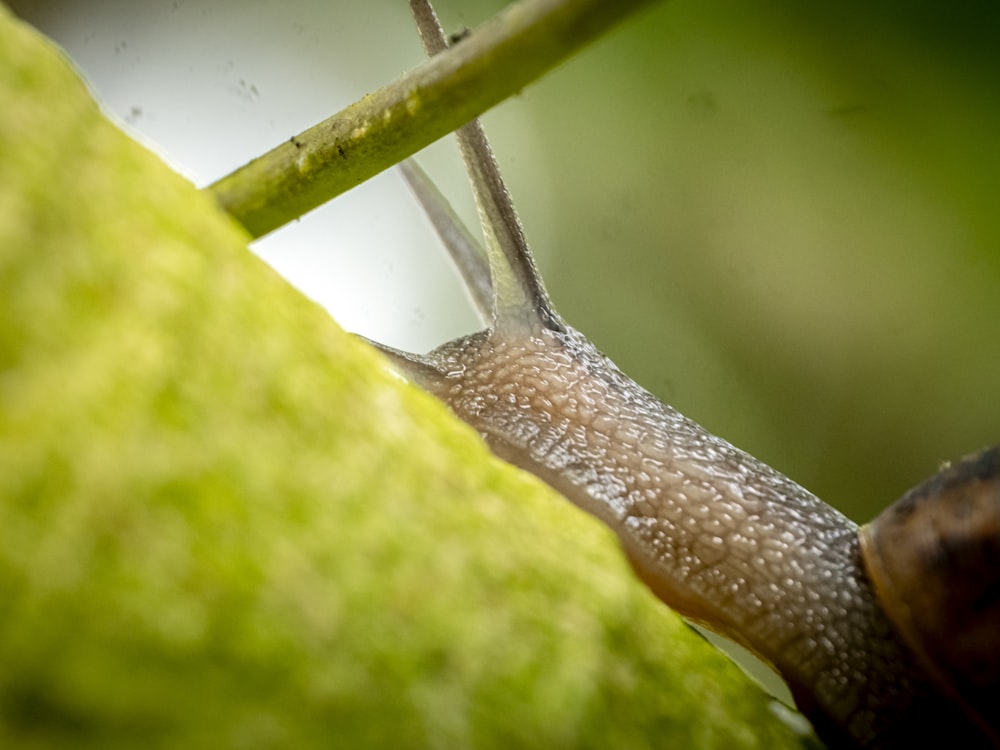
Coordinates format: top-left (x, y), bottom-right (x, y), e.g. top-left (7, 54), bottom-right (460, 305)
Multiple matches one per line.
top-left (206, 0), bottom-right (661, 239)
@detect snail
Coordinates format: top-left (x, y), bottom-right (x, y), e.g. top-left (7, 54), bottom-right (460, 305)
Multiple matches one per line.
top-left (362, 2), bottom-right (1000, 747)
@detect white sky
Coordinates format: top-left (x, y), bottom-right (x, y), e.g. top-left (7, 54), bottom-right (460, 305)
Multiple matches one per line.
top-left (13, 0), bottom-right (536, 352)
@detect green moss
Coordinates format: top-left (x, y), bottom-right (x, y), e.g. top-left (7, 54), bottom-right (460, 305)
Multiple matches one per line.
top-left (0, 7), bottom-right (802, 749)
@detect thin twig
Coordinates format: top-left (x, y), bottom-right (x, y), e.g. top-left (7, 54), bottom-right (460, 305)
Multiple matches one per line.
top-left (207, 0), bottom-right (661, 239)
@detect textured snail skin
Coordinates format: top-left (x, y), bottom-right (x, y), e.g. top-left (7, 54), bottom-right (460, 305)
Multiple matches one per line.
top-left (382, 3), bottom-right (998, 746)
top-left (391, 322), bottom-right (991, 749)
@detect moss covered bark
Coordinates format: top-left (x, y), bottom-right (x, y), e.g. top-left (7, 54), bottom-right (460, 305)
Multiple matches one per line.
top-left (0, 7), bottom-right (803, 749)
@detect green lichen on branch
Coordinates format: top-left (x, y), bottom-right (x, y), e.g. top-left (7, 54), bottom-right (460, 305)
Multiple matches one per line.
top-left (207, 0), bottom-right (661, 239)
top-left (0, 6), bottom-right (804, 750)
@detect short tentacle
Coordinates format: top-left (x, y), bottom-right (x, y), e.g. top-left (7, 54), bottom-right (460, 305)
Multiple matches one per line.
top-left (356, 335), bottom-right (449, 391)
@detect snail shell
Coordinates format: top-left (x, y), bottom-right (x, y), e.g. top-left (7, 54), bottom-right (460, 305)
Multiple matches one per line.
top-left (861, 446), bottom-right (1000, 744)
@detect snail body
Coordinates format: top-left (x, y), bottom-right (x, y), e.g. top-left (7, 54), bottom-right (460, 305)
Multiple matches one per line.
top-left (368, 3), bottom-right (1000, 747)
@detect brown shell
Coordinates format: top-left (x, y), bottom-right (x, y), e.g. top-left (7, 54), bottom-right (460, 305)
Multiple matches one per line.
top-left (860, 445), bottom-right (1000, 744)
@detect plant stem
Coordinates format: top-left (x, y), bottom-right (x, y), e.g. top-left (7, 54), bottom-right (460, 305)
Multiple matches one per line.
top-left (207, 0), bottom-right (661, 239)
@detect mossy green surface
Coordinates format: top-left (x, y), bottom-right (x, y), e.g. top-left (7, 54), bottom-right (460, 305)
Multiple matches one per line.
top-left (0, 7), bottom-right (803, 749)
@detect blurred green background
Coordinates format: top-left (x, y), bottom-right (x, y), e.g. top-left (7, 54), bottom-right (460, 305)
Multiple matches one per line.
top-left (10, 0), bottom-right (999, 523)
top-left (518, 0), bottom-right (1000, 520)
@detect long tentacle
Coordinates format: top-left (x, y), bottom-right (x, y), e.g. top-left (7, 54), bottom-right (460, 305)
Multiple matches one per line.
top-left (409, 0), bottom-right (564, 335)
top-left (398, 159), bottom-right (492, 325)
